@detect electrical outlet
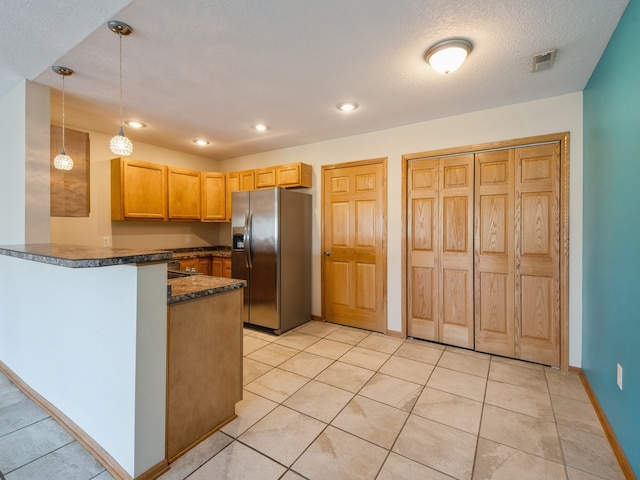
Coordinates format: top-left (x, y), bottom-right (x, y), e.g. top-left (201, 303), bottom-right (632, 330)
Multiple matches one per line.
top-left (184, 234), bottom-right (191, 244)
top-left (102, 236), bottom-right (110, 247)
top-left (617, 363), bottom-right (623, 390)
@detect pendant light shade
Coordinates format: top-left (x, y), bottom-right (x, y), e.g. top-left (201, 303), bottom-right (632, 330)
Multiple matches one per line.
top-left (52, 65), bottom-right (74, 171)
top-left (425, 39), bottom-right (473, 74)
top-left (108, 20), bottom-right (134, 156)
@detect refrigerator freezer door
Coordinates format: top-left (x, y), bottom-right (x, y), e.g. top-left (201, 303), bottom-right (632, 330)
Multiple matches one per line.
top-left (231, 191), bottom-right (250, 324)
top-left (246, 189), bottom-right (279, 329)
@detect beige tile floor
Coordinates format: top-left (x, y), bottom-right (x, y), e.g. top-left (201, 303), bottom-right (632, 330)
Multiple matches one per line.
top-left (0, 320), bottom-right (626, 480)
top-left (159, 321), bottom-right (625, 480)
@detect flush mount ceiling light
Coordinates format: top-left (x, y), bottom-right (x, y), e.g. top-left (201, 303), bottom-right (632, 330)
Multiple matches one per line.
top-left (425, 39), bottom-right (473, 74)
top-left (108, 20), bottom-right (134, 156)
top-left (52, 65), bottom-right (74, 171)
top-left (193, 139), bottom-right (210, 146)
top-left (125, 120), bottom-right (146, 129)
top-left (336, 102), bottom-right (358, 112)
top-left (253, 124), bottom-right (268, 132)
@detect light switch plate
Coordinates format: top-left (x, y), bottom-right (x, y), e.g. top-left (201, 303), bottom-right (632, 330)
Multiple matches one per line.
top-left (617, 363), bottom-right (623, 390)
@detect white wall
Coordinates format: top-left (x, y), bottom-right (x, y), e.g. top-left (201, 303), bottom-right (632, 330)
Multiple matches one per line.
top-left (220, 92), bottom-right (584, 367)
top-left (0, 80), bottom-right (50, 245)
top-left (0, 256), bottom-right (167, 477)
top-left (25, 81), bottom-right (51, 243)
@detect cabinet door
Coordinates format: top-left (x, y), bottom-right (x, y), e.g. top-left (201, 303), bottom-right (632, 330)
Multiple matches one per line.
top-left (198, 257), bottom-right (212, 276)
top-left (277, 162), bottom-right (312, 188)
top-left (212, 258), bottom-right (223, 277)
top-left (255, 168), bottom-right (276, 189)
top-left (240, 170), bottom-right (255, 190)
top-left (226, 172), bottom-right (240, 221)
top-left (227, 170), bottom-right (254, 220)
top-left (168, 167), bottom-right (201, 220)
top-left (111, 158), bottom-right (167, 220)
top-left (179, 258), bottom-right (198, 272)
top-left (201, 173), bottom-right (227, 222)
top-left (223, 258), bottom-right (232, 278)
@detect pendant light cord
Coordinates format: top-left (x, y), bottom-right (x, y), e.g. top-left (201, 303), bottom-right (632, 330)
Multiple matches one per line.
top-left (119, 31), bottom-right (124, 129)
top-left (61, 74), bottom-right (66, 152)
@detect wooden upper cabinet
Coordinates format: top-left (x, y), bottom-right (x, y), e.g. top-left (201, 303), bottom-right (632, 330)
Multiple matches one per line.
top-left (201, 172), bottom-right (227, 222)
top-left (255, 167), bottom-right (277, 189)
top-left (239, 170), bottom-right (255, 190)
top-left (276, 162), bottom-right (312, 188)
top-left (111, 158), bottom-right (167, 221)
top-left (226, 170), bottom-right (255, 220)
top-left (168, 167), bottom-right (201, 220)
top-left (252, 163), bottom-right (313, 189)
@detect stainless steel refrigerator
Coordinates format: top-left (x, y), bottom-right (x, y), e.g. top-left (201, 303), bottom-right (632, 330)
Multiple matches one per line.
top-left (231, 188), bottom-right (311, 334)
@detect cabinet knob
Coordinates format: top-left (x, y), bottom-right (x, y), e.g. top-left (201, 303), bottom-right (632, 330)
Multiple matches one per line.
top-left (324, 251), bottom-right (331, 257)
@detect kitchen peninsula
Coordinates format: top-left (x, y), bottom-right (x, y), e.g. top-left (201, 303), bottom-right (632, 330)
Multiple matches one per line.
top-left (0, 244), bottom-right (245, 480)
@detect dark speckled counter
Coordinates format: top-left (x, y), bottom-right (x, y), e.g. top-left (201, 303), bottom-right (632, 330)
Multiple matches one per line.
top-left (167, 275), bottom-right (245, 304)
top-left (170, 247), bottom-right (231, 260)
top-left (0, 244), bottom-right (172, 268)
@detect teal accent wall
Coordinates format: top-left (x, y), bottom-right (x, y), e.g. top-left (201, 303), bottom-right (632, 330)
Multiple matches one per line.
top-left (583, 0), bottom-right (640, 474)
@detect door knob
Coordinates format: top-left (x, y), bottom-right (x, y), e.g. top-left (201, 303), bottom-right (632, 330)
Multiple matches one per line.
top-left (324, 251), bottom-right (331, 256)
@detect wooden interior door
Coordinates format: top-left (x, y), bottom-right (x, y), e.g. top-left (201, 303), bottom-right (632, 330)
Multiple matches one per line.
top-left (475, 149), bottom-right (515, 357)
top-left (515, 144), bottom-right (560, 366)
top-left (407, 155), bottom-right (474, 348)
top-left (322, 160), bottom-right (386, 332)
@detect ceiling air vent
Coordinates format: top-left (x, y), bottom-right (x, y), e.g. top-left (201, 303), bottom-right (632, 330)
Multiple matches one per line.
top-left (531, 49), bottom-right (556, 72)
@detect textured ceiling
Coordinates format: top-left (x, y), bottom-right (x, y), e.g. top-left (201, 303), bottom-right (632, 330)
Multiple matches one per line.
top-left (1, 0), bottom-right (630, 161)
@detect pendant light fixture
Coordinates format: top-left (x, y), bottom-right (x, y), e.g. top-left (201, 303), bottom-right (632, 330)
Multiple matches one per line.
top-left (108, 20), bottom-right (134, 156)
top-left (52, 65), bottom-right (74, 171)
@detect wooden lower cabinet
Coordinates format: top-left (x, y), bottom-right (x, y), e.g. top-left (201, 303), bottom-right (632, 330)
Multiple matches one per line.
top-left (223, 258), bottom-right (232, 278)
top-left (178, 258), bottom-right (198, 272)
top-left (212, 257), bottom-right (232, 278)
top-left (198, 257), bottom-right (212, 276)
top-left (166, 289), bottom-right (243, 462)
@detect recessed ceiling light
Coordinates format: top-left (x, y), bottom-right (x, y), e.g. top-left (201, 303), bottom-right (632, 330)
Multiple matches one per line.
top-left (193, 139), bottom-right (210, 146)
top-left (425, 39), bottom-right (473, 74)
top-left (125, 120), bottom-right (146, 128)
top-left (337, 102), bottom-right (358, 112)
top-left (254, 124), bottom-right (268, 132)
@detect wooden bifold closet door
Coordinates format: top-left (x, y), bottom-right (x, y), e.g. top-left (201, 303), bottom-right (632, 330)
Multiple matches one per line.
top-left (407, 142), bottom-right (561, 367)
top-left (407, 154), bottom-right (474, 349)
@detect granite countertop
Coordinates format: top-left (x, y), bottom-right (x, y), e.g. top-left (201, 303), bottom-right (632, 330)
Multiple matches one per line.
top-left (170, 247), bottom-right (232, 259)
top-left (0, 244), bottom-right (172, 268)
top-left (167, 275), bottom-right (246, 304)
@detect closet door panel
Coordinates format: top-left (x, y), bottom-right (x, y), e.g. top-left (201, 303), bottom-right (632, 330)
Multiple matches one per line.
top-left (408, 160), bottom-right (439, 340)
top-left (440, 155), bottom-right (474, 348)
top-left (515, 144), bottom-right (560, 366)
top-left (475, 150), bottom-right (515, 357)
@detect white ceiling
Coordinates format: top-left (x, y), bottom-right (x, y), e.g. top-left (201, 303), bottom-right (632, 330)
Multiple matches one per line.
top-left (1, 0), bottom-right (629, 162)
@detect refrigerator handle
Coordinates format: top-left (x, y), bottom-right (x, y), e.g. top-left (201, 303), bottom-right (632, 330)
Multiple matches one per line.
top-left (244, 211), bottom-right (253, 269)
